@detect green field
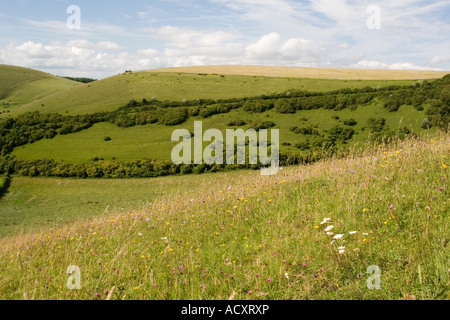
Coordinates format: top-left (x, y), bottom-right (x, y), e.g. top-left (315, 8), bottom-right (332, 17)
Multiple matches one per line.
top-left (0, 170), bottom-right (251, 238)
top-left (0, 65), bottom-right (80, 112)
top-left (12, 104), bottom-right (427, 163)
top-left (7, 71), bottom-right (420, 116)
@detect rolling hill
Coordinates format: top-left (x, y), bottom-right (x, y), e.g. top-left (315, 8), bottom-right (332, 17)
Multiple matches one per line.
top-left (2, 65), bottom-right (448, 177)
top-left (3, 66), bottom-right (438, 116)
top-left (0, 65), bottom-right (80, 112)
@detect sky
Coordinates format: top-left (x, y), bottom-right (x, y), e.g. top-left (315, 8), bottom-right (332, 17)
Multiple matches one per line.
top-left (0, 0), bottom-right (449, 79)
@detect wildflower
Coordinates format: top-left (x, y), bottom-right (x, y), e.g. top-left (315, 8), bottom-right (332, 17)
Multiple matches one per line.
top-left (324, 225), bottom-right (334, 232)
top-left (95, 292), bottom-right (100, 297)
top-left (248, 291), bottom-right (252, 295)
top-left (349, 231), bottom-right (357, 235)
top-left (389, 204), bottom-right (394, 210)
top-left (267, 278), bottom-right (272, 282)
top-left (320, 218), bottom-right (331, 225)
top-left (285, 273), bottom-right (289, 279)
top-left (339, 249), bottom-right (345, 254)
top-left (333, 234), bottom-right (344, 240)
top-left (349, 169), bottom-right (355, 174)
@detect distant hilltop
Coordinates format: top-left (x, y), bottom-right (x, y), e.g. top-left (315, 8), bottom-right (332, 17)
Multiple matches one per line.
top-left (147, 65), bottom-right (450, 81)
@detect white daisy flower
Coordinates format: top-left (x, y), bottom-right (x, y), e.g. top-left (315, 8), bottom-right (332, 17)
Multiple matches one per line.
top-left (324, 225), bottom-right (334, 232)
top-left (333, 234), bottom-right (344, 240)
top-left (349, 231), bottom-right (357, 235)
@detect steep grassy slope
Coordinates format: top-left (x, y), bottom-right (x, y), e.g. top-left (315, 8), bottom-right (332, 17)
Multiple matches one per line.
top-left (0, 134), bottom-right (448, 300)
top-left (10, 71), bottom-right (420, 116)
top-left (0, 65), bottom-right (80, 111)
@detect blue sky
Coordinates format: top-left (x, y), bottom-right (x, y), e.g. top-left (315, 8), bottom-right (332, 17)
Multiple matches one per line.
top-left (0, 0), bottom-right (449, 78)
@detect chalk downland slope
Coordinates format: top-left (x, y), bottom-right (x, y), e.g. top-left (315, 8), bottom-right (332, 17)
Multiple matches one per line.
top-left (0, 65), bottom-right (80, 111)
top-left (5, 66), bottom-right (439, 116)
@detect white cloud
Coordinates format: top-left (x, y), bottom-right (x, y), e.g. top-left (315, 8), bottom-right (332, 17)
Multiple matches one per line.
top-left (0, 41), bottom-right (128, 78)
top-left (350, 59), bottom-right (442, 71)
top-left (245, 32), bottom-right (281, 60)
top-left (147, 26), bottom-right (239, 48)
top-left (430, 55), bottom-right (450, 66)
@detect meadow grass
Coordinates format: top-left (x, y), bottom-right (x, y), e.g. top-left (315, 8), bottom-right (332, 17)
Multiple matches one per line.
top-left (12, 103), bottom-right (428, 163)
top-left (0, 170), bottom-right (251, 238)
top-left (0, 133), bottom-right (448, 300)
top-left (8, 71), bottom-right (420, 116)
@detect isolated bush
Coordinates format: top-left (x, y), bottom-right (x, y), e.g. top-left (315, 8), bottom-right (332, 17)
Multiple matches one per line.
top-left (328, 126), bottom-right (355, 142)
top-left (421, 118), bottom-right (432, 129)
top-left (227, 119), bottom-right (247, 126)
top-left (368, 118), bottom-right (386, 132)
top-left (343, 118), bottom-right (358, 126)
top-left (250, 121), bottom-right (275, 130)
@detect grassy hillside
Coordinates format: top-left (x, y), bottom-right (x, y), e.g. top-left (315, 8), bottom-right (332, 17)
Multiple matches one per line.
top-left (0, 65), bottom-right (80, 112)
top-left (150, 65), bottom-right (450, 80)
top-left (0, 134), bottom-right (448, 300)
top-left (9, 71), bottom-right (420, 116)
